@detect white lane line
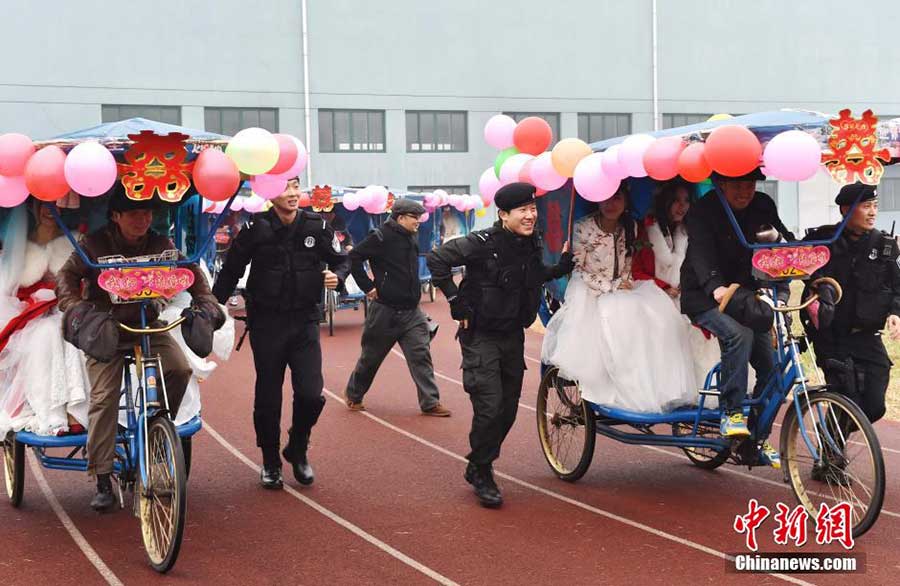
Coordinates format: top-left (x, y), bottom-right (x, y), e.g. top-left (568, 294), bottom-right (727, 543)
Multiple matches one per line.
top-left (323, 388), bottom-right (815, 586)
top-left (394, 350), bottom-right (900, 520)
top-left (202, 423), bottom-right (459, 586)
top-left (26, 452), bottom-right (124, 586)
top-left (524, 355), bottom-right (541, 365)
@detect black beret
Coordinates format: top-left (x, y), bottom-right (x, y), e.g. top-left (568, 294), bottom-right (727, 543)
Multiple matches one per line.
top-left (711, 168), bottom-right (765, 182)
top-left (834, 182), bottom-right (876, 206)
top-left (391, 198), bottom-right (427, 217)
top-left (495, 182), bottom-right (536, 212)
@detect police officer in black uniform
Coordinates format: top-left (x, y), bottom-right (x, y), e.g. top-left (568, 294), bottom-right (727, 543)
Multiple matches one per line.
top-left (213, 178), bottom-right (349, 489)
top-left (427, 182), bottom-right (574, 508)
top-left (803, 182), bottom-right (900, 427)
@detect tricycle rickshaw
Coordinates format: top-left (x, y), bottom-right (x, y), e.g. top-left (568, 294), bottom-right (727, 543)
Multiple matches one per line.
top-left (535, 110), bottom-right (897, 538)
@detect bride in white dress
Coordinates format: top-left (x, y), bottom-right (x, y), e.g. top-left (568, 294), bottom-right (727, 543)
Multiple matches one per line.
top-left (541, 186), bottom-right (697, 413)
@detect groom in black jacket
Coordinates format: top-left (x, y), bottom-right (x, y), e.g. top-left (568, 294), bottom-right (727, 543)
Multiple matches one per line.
top-left (344, 198), bottom-right (450, 416)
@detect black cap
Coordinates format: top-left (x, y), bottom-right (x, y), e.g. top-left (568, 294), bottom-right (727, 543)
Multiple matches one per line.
top-left (711, 168), bottom-right (765, 182)
top-left (391, 198), bottom-right (427, 217)
top-left (835, 182), bottom-right (877, 206)
top-left (106, 181), bottom-right (159, 214)
top-left (495, 182), bottom-right (536, 212)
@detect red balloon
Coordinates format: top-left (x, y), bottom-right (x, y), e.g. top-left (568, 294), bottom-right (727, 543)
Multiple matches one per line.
top-left (24, 146), bottom-right (70, 202)
top-left (677, 143), bottom-right (712, 182)
top-left (703, 125), bottom-right (762, 177)
top-left (642, 136), bottom-right (685, 181)
top-left (268, 134), bottom-right (300, 175)
top-left (535, 188), bottom-right (548, 197)
top-left (513, 117), bottom-right (552, 156)
top-left (298, 192), bottom-right (311, 207)
top-left (193, 149), bottom-right (241, 202)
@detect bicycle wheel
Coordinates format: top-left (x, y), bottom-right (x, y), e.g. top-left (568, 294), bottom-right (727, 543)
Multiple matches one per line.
top-left (2, 433), bottom-right (24, 508)
top-left (428, 282), bottom-right (435, 302)
top-left (536, 367), bottom-right (595, 481)
top-left (780, 391), bottom-right (885, 538)
top-left (671, 422), bottom-right (730, 470)
top-left (138, 416), bottom-right (187, 573)
top-left (327, 291), bottom-right (336, 337)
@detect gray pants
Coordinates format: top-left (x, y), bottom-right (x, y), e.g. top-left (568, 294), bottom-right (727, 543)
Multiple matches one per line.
top-left (345, 301), bottom-right (440, 410)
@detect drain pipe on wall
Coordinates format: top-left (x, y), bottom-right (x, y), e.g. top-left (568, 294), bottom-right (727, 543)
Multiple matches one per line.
top-left (301, 0), bottom-right (313, 188)
top-left (651, 0), bottom-right (660, 131)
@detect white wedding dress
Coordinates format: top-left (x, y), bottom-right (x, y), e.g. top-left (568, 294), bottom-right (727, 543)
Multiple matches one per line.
top-left (542, 216), bottom-right (697, 413)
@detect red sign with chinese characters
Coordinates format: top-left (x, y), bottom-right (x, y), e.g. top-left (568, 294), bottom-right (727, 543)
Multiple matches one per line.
top-left (751, 245), bottom-right (830, 280)
top-left (117, 131), bottom-right (194, 203)
top-left (821, 109), bottom-right (891, 185)
top-left (98, 266), bottom-right (195, 301)
top-left (311, 185), bottom-right (334, 212)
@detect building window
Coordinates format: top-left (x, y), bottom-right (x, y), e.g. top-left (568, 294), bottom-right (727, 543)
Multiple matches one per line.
top-left (759, 180), bottom-right (779, 205)
top-left (407, 185), bottom-right (469, 195)
top-left (318, 109), bottom-right (385, 153)
top-left (577, 113), bottom-right (632, 143)
top-left (204, 107), bottom-right (278, 136)
top-left (503, 112), bottom-right (561, 146)
top-left (662, 113), bottom-right (711, 129)
top-left (406, 111), bottom-right (467, 152)
top-left (101, 105), bottom-right (181, 125)
top-left (878, 177), bottom-right (900, 211)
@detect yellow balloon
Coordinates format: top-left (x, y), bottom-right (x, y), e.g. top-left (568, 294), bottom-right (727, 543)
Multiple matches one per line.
top-left (551, 138), bottom-right (593, 178)
top-left (475, 208), bottom-right (487, 218)
top-left (707, 113), bottom-right (733, 122)
top-left (225, 127), bottom-right (280, 175)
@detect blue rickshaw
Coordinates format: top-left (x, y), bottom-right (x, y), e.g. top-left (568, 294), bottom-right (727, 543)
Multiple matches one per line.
top-left (535, 111), bottom-right (889, 538)
top-left (1, 118), bottom-right (238, 572)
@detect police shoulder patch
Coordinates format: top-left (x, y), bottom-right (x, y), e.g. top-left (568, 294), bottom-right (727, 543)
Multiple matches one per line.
top-left (304, 236), bottom-right (316, 248)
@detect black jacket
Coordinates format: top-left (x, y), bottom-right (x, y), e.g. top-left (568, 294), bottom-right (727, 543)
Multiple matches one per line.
top-left (350, 219), bottom-right (421, 310)
top-left (803, 224), bottom-right (900, 337)
top-left (212, 208), bottom-right (350, 319)
top-left (680, 190), bottom-right (794, 316)
top-left (427, 224), bottom-right (572, 333)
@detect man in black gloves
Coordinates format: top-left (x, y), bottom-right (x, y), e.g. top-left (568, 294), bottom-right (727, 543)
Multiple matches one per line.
top-left (803, 183), bottom-right (900, 425)
top-left (212, 178), bottom-right (349, 489)
top-left (427, 182), bottom-right (574, 508)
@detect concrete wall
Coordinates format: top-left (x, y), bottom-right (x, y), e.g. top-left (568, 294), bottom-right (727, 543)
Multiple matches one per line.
top-left (3, 0), bottom-right (900, 232)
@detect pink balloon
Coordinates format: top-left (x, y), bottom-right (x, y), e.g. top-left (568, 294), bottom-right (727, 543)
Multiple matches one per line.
top-left (762, 130), bottom-right (822, 181)
top-left (518, 158), bottom-right (537, 185)
top-left (530, 152), bottom-right (567, 191)
top-left (0, 133), bottom-right (35, 176)
top-left (343, 191), bottom-right (361, 211)
top-left (478, 168), bottom-right (502, 203)
top-left (499, 153), bottom-right (533, 185)
top-left (418, 211), bottom-right (430, 223)
top-left (244, 195), bottom-right (268, 213)
top-left (601, 145), bottom-right (626, 180)
top-left (483, 114), bottom-right (517, 149)
top-left (271, 136), bottom-right (308, 180)
top-left (269, 134), bottom-right (300, 175)
top-left (617, 134), bottom-right (656, 178)
top-left (0, 173), bottom-right (29, 207)
top-left (63, 141), bottom-right (117, 197)
top-left (573, 153), bottom-right (620, 202)
top-left (250, 173), bottom-right (288, 200)
top-left (642, 136), bottom-right (685, 181)
top-left (363, 185), bottom-right (388, 213)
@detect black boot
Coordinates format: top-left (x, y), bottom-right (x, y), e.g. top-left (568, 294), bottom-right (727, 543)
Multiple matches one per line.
top-left (283, 428), bottom-right (314, 486)
top-left (260, 466), bottom-right (284, 490)
top-left (464, 462), bottom-right (503, 508)
top-left (90, 473), bottom-right (116, 512)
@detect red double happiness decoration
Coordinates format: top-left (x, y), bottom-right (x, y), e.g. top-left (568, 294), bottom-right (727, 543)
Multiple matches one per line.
top-left (117, 131), bottom-right (195, 202)
top-left (821, 109), bottom-right (891, 185)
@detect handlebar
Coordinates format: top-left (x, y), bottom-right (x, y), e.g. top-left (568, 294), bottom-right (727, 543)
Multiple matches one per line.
top-left (117, 316), bottom-right (186, 335)
top-left (771, 277), bottom-right (843, 313)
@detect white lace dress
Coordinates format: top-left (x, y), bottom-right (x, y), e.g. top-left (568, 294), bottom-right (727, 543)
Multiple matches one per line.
top-left (542, 215), bottom-right (698, 413)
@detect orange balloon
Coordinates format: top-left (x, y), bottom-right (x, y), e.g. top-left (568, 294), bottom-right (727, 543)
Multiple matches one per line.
top-left (24, 145), bottom-right (70, 202)
top-left (677, 143), bottom-right (712, 182)
top-left (551, 138), bottom-right (593, 178)
top-left (703, 125), bottom-right (761, 177)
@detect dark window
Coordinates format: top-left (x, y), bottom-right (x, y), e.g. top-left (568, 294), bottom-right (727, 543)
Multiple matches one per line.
top-left (407, 185), bottom-right (469, 195)
top-left (318, 109), bottom-right (386, 152)
top-left (204, 107), bottom-right (278, 136)
top-left (577, 113), bottom-right (632, 143)
top-left (503, 112), bottom-right (560, 146)
top-left (406, 111), bottom-right (467, 152)
top-left (101, 105), bottom-right (181, 125)
top-left (878, 177), bottom-right (900, 211)
top-left (662, 113), bottom-right (711, 129)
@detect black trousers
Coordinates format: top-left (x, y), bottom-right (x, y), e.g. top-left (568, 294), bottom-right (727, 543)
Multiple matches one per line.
top-left (248, 309), bottom-right (325, 467)
top-left (815, 331), bottom-right (890, 424)
top-left (459, 328), bottom-right (526, 466)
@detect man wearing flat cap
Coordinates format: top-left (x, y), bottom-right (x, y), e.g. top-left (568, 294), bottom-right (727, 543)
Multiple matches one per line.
top-left (802, 183), bottom-right (900, 438)
top-left (344, 197), bottom-right (449, 416)
top-left (680, 170), bottom-right (794, 461)
top-left (427, 182), bottom-right (574, 508)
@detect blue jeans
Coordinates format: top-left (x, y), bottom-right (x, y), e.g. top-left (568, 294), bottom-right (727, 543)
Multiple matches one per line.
top-left (691, 307), bottom-right (774, 412)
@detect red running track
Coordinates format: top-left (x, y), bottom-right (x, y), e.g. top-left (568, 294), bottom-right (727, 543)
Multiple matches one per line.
top-left (2, 295), bottom-right (898, 585)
